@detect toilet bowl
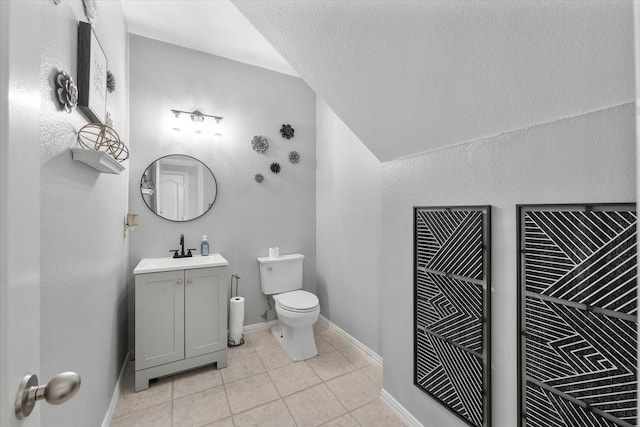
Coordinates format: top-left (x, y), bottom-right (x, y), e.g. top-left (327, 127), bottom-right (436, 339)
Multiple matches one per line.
top-left (257, 253), bottom-right (320, 361)
top-left (272, 290), bottom-right (320, 361)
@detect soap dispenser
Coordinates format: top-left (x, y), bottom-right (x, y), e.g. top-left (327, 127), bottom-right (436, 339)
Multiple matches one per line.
top-left (201, 235), bottom-right (209, 256)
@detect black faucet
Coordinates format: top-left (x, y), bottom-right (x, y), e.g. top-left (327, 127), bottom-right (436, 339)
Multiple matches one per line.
top-left (170, 234), bottom-right (194, 258)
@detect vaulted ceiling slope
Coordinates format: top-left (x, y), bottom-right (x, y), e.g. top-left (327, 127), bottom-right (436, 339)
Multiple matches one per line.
top-left (232, 1), bottom-right (634, 162)
top-left (121, 0), bottom-right (298, 76)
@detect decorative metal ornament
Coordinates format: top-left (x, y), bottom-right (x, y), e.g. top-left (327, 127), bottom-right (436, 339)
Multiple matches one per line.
top-left (77, 123), bottom-right (129, 162)
top-left (518, 204), bottom-right (637, 427)
top-left (270, 162), bottom-right (281, 174)
top-left (288, 151), bottom-right (300, 164)
top-left (251, 135), bottom-right (269, 153)
top-left (105, 111), bottom-right (113, 127)
top-left (106, 70), bottom-right (116, 93)
top-left (82, 0), bottom-right (97, 23)
top-left (414, 206), bottom-right (491, 427)
top-left (280, 124), bottom-right (294, 139)
top-left (254, 173), bottom-right (264, 183)
top-left (55, 70), bottom-right (78, 113)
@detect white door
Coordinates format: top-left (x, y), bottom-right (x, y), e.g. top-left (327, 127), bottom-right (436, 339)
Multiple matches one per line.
top-left (0, 2), bottom-right (42, 426)
top-left (159, 174), bottom-right (186, 221)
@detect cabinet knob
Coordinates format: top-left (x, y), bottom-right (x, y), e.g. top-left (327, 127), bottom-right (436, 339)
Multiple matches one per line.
top-left (177, 279), bottom-right (183, 285)
top-left (186, 278), bottom-right (193, 284)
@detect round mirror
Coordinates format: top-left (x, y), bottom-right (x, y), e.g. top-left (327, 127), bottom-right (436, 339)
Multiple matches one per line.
top-left (140, 154), bottom-right (217, 222)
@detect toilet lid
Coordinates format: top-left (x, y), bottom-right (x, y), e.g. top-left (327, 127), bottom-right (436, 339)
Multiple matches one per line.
top-left (277, 290), bottom-right (319, 312)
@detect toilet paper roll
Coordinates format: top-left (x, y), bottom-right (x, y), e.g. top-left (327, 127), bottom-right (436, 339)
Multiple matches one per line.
top-left (229, 296), bottom-right (245, 343)
top-left (269, 247), bottom-right (279, 258)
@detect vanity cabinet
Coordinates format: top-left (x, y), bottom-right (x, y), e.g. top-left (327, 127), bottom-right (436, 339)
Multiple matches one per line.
top-left (134, 257), bottom-right (228, 392)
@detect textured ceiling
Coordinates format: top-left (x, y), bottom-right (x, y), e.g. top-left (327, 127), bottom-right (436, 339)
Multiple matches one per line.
top-left (120, 0), bottom-right (298, 76)
top-left (233, 1), bottom-right (634, 162)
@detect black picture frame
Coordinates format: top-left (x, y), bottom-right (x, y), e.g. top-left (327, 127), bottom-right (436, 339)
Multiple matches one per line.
top-left (517, 203), bottom-right (637, 427)
top-left (413, 205), bottom-right (492, 427)
top-left (77, 21), bottom-right (107, 123)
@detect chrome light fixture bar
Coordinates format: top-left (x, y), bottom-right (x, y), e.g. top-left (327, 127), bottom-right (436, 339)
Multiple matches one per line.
top-left (171, 109), bottom-right (223, 135)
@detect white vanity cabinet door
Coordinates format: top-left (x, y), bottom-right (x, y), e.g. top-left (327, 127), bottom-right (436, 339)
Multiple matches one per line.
top-left (135, 269), bottom-right (185, 370)
top-left (185, 266), bottom-right (227, 358)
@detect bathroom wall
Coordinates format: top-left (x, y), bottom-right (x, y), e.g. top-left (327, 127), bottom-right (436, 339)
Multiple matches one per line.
top-left (128, 35), bottom-right (316, 348)
top-left (39, 1), bottom-right (130, 426)
top-left (315, 99), bottom-right (383, 354)
top-left (381, 103), bottom-right (636, 426)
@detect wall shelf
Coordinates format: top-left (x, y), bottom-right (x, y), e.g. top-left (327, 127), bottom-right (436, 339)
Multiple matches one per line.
top-left (71, 148), bottom-right (125, 174)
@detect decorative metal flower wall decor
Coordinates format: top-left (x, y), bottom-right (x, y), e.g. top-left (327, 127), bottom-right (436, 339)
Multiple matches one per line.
top-left (254, 173), bottom-right (264, 183)
top-left (251, 135), bottom-right (269, 153)
top-left (288, 151), bottom-right (300, 164)
top-left (55, 70), bottom-right (78, 113)
top-left (270, 162), bottom-right (281, 174)
top-left (280, 124), bottom-right (294, 139)
top-left (106, 70), bottom-right (116, 93)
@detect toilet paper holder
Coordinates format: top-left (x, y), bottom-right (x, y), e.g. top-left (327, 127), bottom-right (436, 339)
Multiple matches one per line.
top-left (228, 274), bottom-right (245, 347)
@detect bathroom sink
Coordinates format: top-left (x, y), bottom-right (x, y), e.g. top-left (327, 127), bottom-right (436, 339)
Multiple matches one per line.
top-left (134, 254), bottom-right (228, 274)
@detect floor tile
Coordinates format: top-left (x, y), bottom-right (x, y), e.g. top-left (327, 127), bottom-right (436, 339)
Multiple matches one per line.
top-left (336, 345), bottom-right (370, 369)
top-left (307, 350), bottom-right (357, 381)
top-left (319, 413), bottom-right (360, 427)
top-left (227, 340), bottom-right (256, 357)
top-left (172, 385), bottom-right (230, 427)
top-left (173, 365), bottom-right (223, 399)
top-left (360, 363), bottom-right (383, 388)
top-left (313, 320), bottom-right (330, 334)
top-left (268, 361), bottom-right (322, 397)
top-left (220, 351), bottom-right (265, 384)
top-left (233, 399), bottom-right (296, 427)
top-left (225, 372), bottom-right (280, 414)
top-left (113, 376), bottom-right (172, 419)
top-left (284, 383), bottom-right (347, 427)
top-left (257, 344), bottom-right (294, 371)
top-left (315, 335), bottom-right (335, 355)
top-left (351, 399), bottom-right (407, 427)
top-left (204, 418), bottom-right (235, 427)
top-left (318, 330), bottom-right (350, 351)
top-left (110, 402), bottom-right (172, 427)
top-left (246, 329), bottom-right (279, 351)
top-left (112, 325), bottom-right (408, 427)
top-left (326, 370), bottom-right (379, 410)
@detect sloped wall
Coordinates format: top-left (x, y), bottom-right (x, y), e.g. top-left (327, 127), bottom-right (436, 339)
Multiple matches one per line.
top-left (316, 99), bottom-right (383, 354)
top-left (382, 104), bottom-right (636, 426)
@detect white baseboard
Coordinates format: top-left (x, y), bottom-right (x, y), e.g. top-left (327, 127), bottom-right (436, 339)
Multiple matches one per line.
top-left (242, 319), bottom-right (278, 334)
top-left (101, 352), bottom-right (129, 427)
top-left (317, 315), bottom-right (383, 367)
top-left (380, 388), bottom-right (424, 427)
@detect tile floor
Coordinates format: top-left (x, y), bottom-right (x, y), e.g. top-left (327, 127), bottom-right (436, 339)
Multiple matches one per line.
top-left (110, 322), bottom-right (407, 427)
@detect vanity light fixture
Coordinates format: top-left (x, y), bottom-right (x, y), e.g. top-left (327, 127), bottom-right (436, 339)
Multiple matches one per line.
top-left (171, 109), bottom-right (223, 136)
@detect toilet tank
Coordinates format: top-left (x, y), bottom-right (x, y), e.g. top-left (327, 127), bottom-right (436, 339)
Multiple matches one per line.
top-left (257, 253), bottom-right (305, 295)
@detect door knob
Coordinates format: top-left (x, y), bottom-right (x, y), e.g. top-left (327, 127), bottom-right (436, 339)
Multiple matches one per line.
top-left (15, 371), bottom-right (81, 419)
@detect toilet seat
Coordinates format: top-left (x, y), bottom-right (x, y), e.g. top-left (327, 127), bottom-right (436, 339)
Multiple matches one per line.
top-left (276, 290), bottom-right (319, 313)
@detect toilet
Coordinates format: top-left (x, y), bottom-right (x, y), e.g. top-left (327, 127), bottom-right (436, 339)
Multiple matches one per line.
top-left (257, 253), bottom-right (320, 361)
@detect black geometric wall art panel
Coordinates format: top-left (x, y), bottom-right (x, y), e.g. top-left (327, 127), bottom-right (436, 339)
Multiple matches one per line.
top-left (518, 204), bottom-right (637, 427)
top-left (414, 206), bottom-right (491, 427)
